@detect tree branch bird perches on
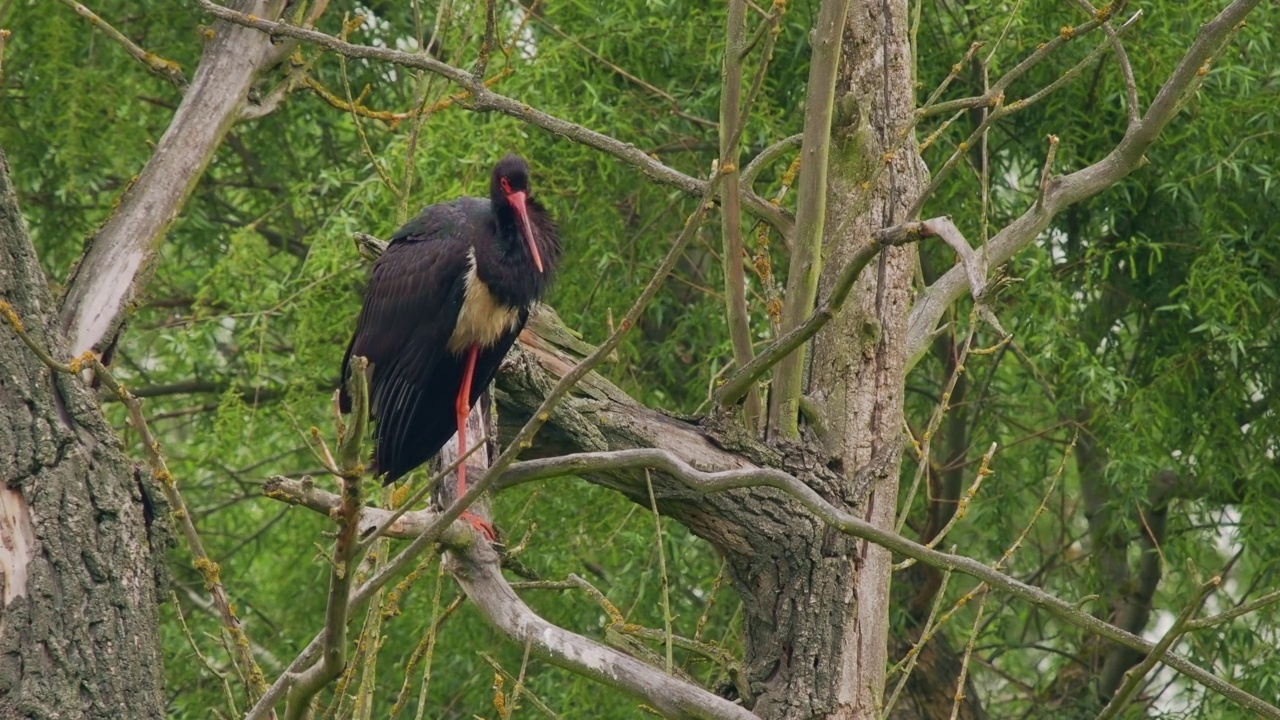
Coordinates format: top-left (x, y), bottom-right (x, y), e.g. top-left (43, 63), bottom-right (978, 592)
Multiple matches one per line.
top-left (340, 155), bottom-right (560, 540)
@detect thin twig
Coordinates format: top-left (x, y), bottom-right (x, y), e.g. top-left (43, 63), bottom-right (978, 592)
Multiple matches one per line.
top-left (479, 653), bottom-right (561, 719)
top-left (907, 11), bottom-right (1142, 220)
top-left (1037, 134), bottom-right (1060, 205)
top-left (716, 216), bottom-right (946, 406)
top-left (645, 470), bottom-right (674, 673)
top-left (1094, 575), bottom-right (1221, 720)
top-left (1187, 589), bottom-right (1280, 631)
top-left (281, 358), bottom-right (369, 720)
top-left (58, 0), bottom-right (187, 86)
top-left (948, 589), bottom-right (988, 720)
top-left (920, 11), bottom-right (1114, 118)
top-left (171, 592), bottom-right (240, 718)
top-left (193, 0), bottom-right (792, 237)
top-left (894, 316), bottom-right (982, 535)
top-left (1067, 0), bottom-right (1140, 124)
top-left (511, 0), bottom-right (715, 129)
top-left (473, 0), bottom-right (497, 80)
top-left (882, 559), bottom-right (954, 717)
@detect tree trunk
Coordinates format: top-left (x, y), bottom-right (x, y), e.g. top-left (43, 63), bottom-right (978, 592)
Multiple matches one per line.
top-left (755, 0), bottom-right (925, 715)
top-left (0, 149), bottom-right (166, 719)
top-left (504, 3), bottom-right (924, 715)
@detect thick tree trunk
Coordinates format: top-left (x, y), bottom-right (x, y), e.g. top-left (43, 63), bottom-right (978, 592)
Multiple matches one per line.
top-left (735, 0), bottom-right (925, 716)
top-left (503, 4), bottom-right (923, 716)
top-left (0, 150), bottom-right (166, 718)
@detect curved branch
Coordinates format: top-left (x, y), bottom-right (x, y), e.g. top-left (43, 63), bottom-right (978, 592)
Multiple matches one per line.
top-left (267, 442), bottom-right (1280, 719)
top-left (494, 449), bottom-right (1280, 719)
top-left (906, 0), bottom-right (1261, 367)
top-left (740, 133), bottom-right (802, 190)
top-left (450, 551), bottom-right (754, 720)
top-left (193, 0), bottom-right (795, 240)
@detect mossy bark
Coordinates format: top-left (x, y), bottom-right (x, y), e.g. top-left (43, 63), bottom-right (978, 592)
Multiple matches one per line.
top-left (0, 149), bottom-right (166, 720)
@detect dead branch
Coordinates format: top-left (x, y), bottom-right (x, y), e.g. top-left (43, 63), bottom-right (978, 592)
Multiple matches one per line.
top-left (266, 442), bottom-right (1280, 719)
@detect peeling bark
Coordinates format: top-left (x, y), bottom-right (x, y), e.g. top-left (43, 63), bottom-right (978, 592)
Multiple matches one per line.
top-left (0, 150), bottom-right (166, 719)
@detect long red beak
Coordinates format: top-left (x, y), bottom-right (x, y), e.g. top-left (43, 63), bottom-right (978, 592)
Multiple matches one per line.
top-left (505, 190), bottom-right (544, 274)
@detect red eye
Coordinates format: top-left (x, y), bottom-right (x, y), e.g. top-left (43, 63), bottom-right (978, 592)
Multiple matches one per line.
top-left (500, 177), bottom-right (512, 194)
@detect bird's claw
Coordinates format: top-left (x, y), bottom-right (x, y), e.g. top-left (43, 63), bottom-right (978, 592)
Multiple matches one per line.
top-left (462, 510), bottom-right (497, 543)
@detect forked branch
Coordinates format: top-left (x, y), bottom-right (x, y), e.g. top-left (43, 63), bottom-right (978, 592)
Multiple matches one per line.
top-left (906, 0), bottom-right (1262, 367)
top-left (267, 445), bottom-right (1280, 719)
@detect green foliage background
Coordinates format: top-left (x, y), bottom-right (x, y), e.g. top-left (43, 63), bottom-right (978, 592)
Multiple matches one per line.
top-left (1, 0), bottom-right (1277, 717)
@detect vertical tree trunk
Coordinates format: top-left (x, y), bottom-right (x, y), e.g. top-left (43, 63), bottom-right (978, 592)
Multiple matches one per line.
top-left (810, 0), bottom-right (925, 713)
top-left (0, 149), bottom-right (166, 719)
top-left (722, 1), bottom-right (924, 717)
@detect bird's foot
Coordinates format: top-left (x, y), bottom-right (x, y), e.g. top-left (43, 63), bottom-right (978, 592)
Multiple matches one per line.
top-left (462, 510), bottom-right (497, 543)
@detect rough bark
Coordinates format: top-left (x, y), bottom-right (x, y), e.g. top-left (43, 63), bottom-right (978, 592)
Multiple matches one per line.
top-left (0, 150), bottom-right (166, 718)
top-left (502, 322), bottom-right (869, 718)
top-left (807, 0), bottom-right (924, 715)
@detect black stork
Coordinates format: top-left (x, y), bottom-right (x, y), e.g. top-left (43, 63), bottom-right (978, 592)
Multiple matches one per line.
top-left (340, 154), bottom-right (560, 539)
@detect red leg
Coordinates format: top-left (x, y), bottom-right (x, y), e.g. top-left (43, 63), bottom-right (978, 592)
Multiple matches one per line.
top-left (455, 345), bottom-right (495, 541)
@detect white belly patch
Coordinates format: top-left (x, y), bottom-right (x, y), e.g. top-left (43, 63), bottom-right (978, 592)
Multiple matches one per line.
top-left (447, 249), bottom-right (521, 353)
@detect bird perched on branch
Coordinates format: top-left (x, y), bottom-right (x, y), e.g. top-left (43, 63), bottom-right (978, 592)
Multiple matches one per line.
top-left (341, 154), bottom-right (560, 539)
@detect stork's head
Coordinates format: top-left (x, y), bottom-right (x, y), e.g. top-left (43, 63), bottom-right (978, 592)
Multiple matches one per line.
top-left (491, 154), bottom-right (543, 273)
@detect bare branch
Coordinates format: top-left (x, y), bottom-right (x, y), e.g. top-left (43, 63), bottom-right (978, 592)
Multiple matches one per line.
top-left (1188, 589), bottom-right (1280, 631)
top-left (58, 0), bottom-right (291, 358)
top-left (716, 216), bottom-right (946, 406)
top-left (452, 551), bottom-right (754, 720)
top-left (1067, 0), bottom-right (1141, 124)
top-left (1095, 576), bottom-right (1221, 720)
top-left (263, 476), bottom-right (466, 543)
top-left (919, 10), bottom-right (1113, 118)
top-left (266, 436), bottom-right (1280, 719)
top-left (193, 0), bottom-right (794, 239)
top-left (58, 0), bottom-right (187, 87)
top-left (493, 448), bottom-right (1280, 719)
top-left (447, 403), bottom-right (752, 720)
top-left (906, 0), bottom-right (1261, 367)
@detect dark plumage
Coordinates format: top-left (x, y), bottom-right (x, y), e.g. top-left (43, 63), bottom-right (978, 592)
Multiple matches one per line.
top-left (340, 155), bottom-right (559, 535)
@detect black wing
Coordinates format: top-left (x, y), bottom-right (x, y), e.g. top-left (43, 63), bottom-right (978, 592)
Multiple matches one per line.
top-left (340, 205), bottom-right (471, 480)
top-left (396, 308), bottom-right (529, 479)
